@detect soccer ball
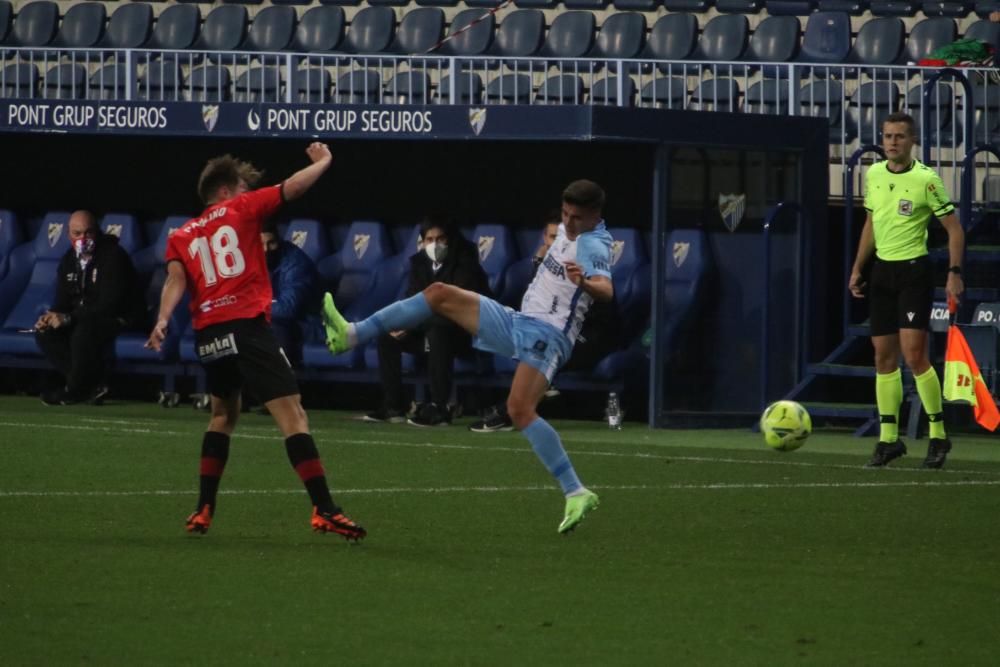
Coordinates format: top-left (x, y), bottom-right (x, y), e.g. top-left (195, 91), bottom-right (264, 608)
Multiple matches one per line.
top-left (760, 400), bottom-right (811, 452)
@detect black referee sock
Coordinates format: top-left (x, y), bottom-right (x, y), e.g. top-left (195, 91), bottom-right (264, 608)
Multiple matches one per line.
top-left (198, 431), bottom-right (230, 513)
top-left (284, 433), bottom-right (337, 514)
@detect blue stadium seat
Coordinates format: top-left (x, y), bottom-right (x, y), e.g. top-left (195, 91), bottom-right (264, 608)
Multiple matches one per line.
top-left (390, 7), bottom-right (444, 55)
top-left (588, 12), bottom-right (646, 61)
top-left (0, 1), bottom-right (11, 44)
top-left (190, 5), bottom-right (247, 57)
top-left (0, 211), bottom-right (72, 357)
top-left (304, 221), bottom-right (394, 369)
top-left (663, 0), bottom-right (712, 8)
top-left (537, 11), bottom-right (595, 61)
top-left (640, 77), bottom-right (687, 109)
top-left (384, 71), bottom-right (432, 104)
top-left (496, 256), bottom-right (534, 308)
top-left (3, 1), bottom-right (59, 49)
top-left (471, 224), bottom-right (518, 297)
top-left (604, 227), bottom-right (649, 343)
top-left (284, 219), bottom-right (331, 263)
top-left (800, 80), bottom-right (857, 144)
top-left (186, 65), bottom-right (231, 102)
top-left (417, 0), bottom-right (459, 5)
top-left (971, 84), bottom-right (1000, 147)
top-left (870, 0), bottom-right (919, 14)
top-left (335, 69), bottom-right (381, 104)
top-left (47, 2), bottom-right (105, 51)
top-left (145, 4), bottom-right (200, 53)
top-left (964, 19), bottom-right (1000, 55)
top-left (318, 0), bottom-right (361, 5)
top-left (565, 0), bottom-right (610, 7)
top-left (512, 0), bottom-right (558, 6)
top-left (115, 220), bottom-right (189, 365)
top-left (292, 67), bottom-right (332, 103)
top-left (716, 0), bottom-right (763, 11)
top-left (797, 11), bottom-right (851, 67)
top-left (744, 16), bottom-right (800, 64)
top-left (852, 81), bottom-right (901, 143)
top-left (847, 17), bottom-right (904, 66)
top-left (0, 209), bottom-right (22, 285)
top-left (100, 214), bottom-right (143, 255)
top-left (433, 8), bottom-right (494, 57)
top-left (817, 0), bottom-right (869, 12)
top-left (921, 1), bottom-right (972, 16)
top-left (341, 6), bottom-right (395, 55)
top-left (639, 14), bottom-right (697, 64)
top-left (88, 64), bottom-right (129, 100)
top-left (689, 78), bottom-right (742, 112)
top-left (691, 14), bottom-right (749, 61)
top-left (486, 9), bottom-right (545, 60)
top-left (591, 76), bottom-right (637, 106)
top-left (659, 228), bottom-right (711, 359)
top-left (98, 3), bottom-right (153, 50)
top-left (43, 63), bottom-right (87, 99)
top-left (746, 79), bottom-right (790, 115)
top-left (1, 63), bottom-right (39, 98)
top-left (766, 0), bottom-right (817, 14)
top-left (289, 6), bottom-right (344, 57)
top-left (369, 0), bottom-right (409, 5)
top-left (485, 73), bottom-right (532, 104)
top-left (907, 82), bottom-right (958, 146)
top-left (234, 66), bottom-right (282, 102)
top-left (535, 74), bottom-right (584, 105)
top-left (900, 17), bottom-right (957, 64)
top-left (435, 72), bottom-right (483, 104)
top-left (138, 60), bottom-right (183, 101)
top-left (613, 0), bottom-right (662, 7)
top-left (975, 0), bottom-right (1000, 17)
top-left (245, 6), bottom-right (296, 54)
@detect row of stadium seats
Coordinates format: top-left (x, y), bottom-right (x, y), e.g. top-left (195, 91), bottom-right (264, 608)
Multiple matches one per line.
top-left (0, 209), bottom-right (703, 398)
top-left (2, 3), bottom-right (998, 67)
top-left (12, 0), bottom-right (1000, 20)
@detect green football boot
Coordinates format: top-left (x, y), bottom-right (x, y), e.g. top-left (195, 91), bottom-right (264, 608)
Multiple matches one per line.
top-left (557, 490), bottom-right (600, 534)
top-left (321, 292), bottom-right (349, 354)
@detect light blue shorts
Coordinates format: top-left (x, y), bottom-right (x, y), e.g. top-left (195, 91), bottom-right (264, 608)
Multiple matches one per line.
top-left (473, 295), bottom-right (572, 383)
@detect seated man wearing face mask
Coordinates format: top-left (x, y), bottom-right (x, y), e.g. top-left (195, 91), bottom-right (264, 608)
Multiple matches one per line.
top-left (364, 218), bottom-right (491, 427)
top-left (35, 210), bottom-right (143, 405)
top-left (261, 220), bottom-right (320, 367)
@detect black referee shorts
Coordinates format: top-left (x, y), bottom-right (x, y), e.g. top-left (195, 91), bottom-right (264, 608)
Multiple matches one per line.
top-left (194, 315), bottom-right (299, 403)
top-left (868, 256), bottom-right (933, 337)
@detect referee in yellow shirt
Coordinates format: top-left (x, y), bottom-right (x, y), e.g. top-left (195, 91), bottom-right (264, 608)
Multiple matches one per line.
top-left (849, 112), bottom-right (965, 469)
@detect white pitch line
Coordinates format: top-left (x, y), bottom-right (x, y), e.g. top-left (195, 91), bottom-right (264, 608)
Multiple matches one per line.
top-left (2, 420), bottom-right (999, 477)
top-left (2, 479), bottom-right (999, 499)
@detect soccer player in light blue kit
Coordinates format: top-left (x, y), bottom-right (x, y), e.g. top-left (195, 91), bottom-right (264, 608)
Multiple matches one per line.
top-left (322, 180), bottom-right (614, 533)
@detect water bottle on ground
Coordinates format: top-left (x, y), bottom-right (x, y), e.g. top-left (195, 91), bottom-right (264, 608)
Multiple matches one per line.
top-left (606, 392), bottom-right (622, 430)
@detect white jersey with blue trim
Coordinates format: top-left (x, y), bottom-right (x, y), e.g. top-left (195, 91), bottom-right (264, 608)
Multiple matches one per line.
top-left (520, 220), bottom-right (614, 344)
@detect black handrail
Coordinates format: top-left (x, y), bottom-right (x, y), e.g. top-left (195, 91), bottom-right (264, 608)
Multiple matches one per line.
top-left (842, 145), bottom-right (886, 337)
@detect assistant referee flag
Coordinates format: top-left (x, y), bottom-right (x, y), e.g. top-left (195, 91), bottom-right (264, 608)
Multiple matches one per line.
top-left (943, 302), bottom-right (1000, 431)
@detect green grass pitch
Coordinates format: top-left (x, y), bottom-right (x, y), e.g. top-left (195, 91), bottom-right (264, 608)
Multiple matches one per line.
top-left (2, 395), bottom-right (999, 665)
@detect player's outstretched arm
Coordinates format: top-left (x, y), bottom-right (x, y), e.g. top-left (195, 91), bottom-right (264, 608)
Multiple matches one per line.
top-left (145, 261), bottom-right (187, 351)
top-left (566, 261), bottom-right (613, 302)
top-left (283, 142), bottom-right (333, 201)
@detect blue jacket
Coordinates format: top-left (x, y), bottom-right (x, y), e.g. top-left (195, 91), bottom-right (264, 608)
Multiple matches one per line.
top-left (268, 240), bottom-right (319, 321)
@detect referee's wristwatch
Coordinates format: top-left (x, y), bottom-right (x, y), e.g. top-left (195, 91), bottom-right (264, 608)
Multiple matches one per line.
top-left (948, 266), bottom-right (962, 275)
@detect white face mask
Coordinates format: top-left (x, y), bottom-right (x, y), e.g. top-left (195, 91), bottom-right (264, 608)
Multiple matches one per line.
top-left (424, 241), bottom-right (448, 264)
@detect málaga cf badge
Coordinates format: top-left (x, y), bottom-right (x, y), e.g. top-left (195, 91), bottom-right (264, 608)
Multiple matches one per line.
top-left (469, 108), bottom-right (487, 136)
top-left (718, 193), bottom-right (747, 232)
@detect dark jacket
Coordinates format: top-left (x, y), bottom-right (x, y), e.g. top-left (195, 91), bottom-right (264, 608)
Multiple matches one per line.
top-left (405, 236), bottom-right (491, 298)
top-left (52, 234), bottom-right (142, 328)
top-left (268, 240), bottom-right (320, 320)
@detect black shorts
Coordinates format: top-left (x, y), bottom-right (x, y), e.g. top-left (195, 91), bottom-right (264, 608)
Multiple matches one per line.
top-left (868, 256), bottom-right (933, 337)
top-left (194, 316), bottom-right (299, 403)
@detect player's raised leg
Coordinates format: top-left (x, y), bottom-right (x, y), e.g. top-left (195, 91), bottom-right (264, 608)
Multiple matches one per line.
top-left (322, 282), bottom-right (481, 354)
top-left (186, 393), bottom-right (240, 534)
top-left (506, 362), bottom-right (599, 534)
top-left (267, 394), bottom-right (366, 541)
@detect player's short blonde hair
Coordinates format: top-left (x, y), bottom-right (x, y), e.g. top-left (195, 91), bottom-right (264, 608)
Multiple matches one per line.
top-left (198, 155), bottom-right (264, 204)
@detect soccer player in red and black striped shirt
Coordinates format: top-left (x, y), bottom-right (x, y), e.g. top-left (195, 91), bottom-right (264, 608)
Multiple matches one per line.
top-left (146, 143), bottom-right (365, 541)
